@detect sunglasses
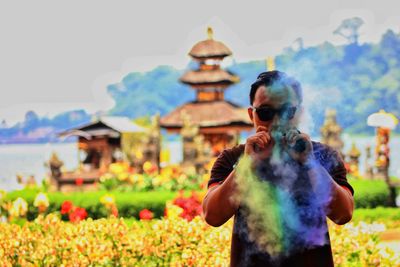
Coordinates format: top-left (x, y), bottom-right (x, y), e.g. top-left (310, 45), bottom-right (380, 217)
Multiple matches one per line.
top-left (251, 104), bottom-right (297, 121)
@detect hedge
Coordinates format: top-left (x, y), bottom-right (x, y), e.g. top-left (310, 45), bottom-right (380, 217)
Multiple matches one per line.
top-left (4, 178), bottom-right (397, 221)
top-left (350, 179), bottom-right (393, 208)
top-left (352, 207), bottom-right (400, 223)
top-left (5, 188), bottom-right (178, 220)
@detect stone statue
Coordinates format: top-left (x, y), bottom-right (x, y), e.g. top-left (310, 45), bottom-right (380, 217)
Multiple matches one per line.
top-left (193, 134), bottom-right (212, 175)
top-left (347, 142), bottom-right (361, 176)
top-left (46, 152), bottom-right (64, 190)
top-left (320, 109), bottom-right (344, 154)
top-left (142, 114), bottom-right (161, 172)
top-left (364, 145), bottom-right (374, 179)
top-left (48, 152), bottom-right (64, 180)
top-left (374, 127), bottom-right (390, 179)
top-left (181, 111), bottom-right (199, 165)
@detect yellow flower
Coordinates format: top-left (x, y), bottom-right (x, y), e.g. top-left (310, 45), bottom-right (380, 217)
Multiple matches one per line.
top-left (160, 167), bottom-right (172, 178)
top-left (143, 161), bottom-right (153, 173)
top-left (152, 175), bottom-right (164, 187)
top-left (129, 174), bottom-right (143, 184)
top-left (165, 201), bottom-right (183, 220)
top-left (117, 172), bottom-right (129, 182)
top-left (100, 194), bottom-right (115, 208)
top-left (33, 192), bottom-right (49, 211)
top-left (109, 162), bottom-right (129, 174)
top-left (9, 197), bottom-right (28, 217)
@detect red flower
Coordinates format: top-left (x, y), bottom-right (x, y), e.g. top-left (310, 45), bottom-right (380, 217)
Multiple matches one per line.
top-left (164, 207), bottom-right (168, 217)
top-left (61, 200), bottom-right (74, 215)
top-left (172, 191), bottom-right (203, 221)
top-left (139, 209), bottom-right (153, 220)
top-left (111, 206), bottom-right (119, 217)
top-left (69, 207), bottom-right (87, 223)
top-left (75, 178), bottom-right (84, 186)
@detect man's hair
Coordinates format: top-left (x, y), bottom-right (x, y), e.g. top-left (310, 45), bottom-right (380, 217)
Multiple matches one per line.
top-left (249, 70), bottom-right (303, 105)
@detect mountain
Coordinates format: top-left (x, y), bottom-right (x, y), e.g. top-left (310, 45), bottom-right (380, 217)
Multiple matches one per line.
top-left (0, 110), bottom-right (91, 144)
top-left (107, 29), bottom-right (400, 135)
top-left (1, 28), bottom-right (400, 143)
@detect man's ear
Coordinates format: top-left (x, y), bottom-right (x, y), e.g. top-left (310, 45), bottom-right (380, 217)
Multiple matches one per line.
top-left (247, 107), bottom-right (254, 122)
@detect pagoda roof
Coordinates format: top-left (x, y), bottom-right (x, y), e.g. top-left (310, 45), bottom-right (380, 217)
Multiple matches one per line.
top-left (160, 100), bottom-right (252, 129)
top-left (189, 39), bottom-right (232, 59)
top-left (180, 69), bottom-right (239, 85)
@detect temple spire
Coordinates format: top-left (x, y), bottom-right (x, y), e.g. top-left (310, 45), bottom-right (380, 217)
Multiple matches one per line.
top-left (207, 26), bottom-right (214, 40)
top-left (266, 57), bottom-right (275, 71)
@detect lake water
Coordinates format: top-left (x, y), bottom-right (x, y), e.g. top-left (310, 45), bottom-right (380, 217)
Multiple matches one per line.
top-left (0, 141), bottom-right (183, 191)
top-left (1, 136), bottom-right (399, 191)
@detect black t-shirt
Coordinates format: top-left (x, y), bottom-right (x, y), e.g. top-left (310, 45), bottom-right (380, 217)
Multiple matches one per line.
top-left (208, 142), bottom-right (354, 267)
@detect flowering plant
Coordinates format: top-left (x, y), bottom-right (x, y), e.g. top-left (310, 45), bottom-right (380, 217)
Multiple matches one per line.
top-left (8, 197), bottom-right (28, 219)
top-left (171, 191), bottom-right (203, 221)
top-left (1, 214), bottom-right (398, 266)
top-left (33, 192), bottom-right (49, 213)
top-left (60, 200), bottom-right (87, 223)
top-left (100, 194), bottom-right (118, 217)
top-left (99, 162), bottom-right (207, 192)
top-left (139, 209), bottom-right (154, 220)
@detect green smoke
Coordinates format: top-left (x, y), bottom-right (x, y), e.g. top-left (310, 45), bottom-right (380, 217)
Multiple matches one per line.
top-left (235, 155), bottom-right (284, 257)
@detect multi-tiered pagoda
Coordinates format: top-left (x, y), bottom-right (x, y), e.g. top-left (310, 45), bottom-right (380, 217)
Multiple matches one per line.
top-left (160, 28), bottom-right (252, 155)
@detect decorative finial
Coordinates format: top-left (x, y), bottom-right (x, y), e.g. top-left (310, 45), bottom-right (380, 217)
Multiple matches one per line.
top-left (349, 142), bottom-right (361, 157)
top-left (266, 57), bottom-right (275, 71)
top-left (207, 27), bottom-right (214, 40)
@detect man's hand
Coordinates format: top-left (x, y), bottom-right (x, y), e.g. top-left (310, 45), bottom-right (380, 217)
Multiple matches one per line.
top-left (284, 129), bottom-right (314, 165)
top-left (245, 126), bottom-right (274, 163)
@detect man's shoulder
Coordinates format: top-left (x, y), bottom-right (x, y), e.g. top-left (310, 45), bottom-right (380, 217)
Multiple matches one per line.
top-left (311, 141), bottom-right (342, 159)
top-left (311, 140), bottom-right (345, 173)
top-left (209, 144), bottom-right (245, 185)
top-left (213, 144), bottom-right (245, 167)
top-left (220, 144), bottom-right (245, 160)
top-left (311, 140), bottom-right (330, 151)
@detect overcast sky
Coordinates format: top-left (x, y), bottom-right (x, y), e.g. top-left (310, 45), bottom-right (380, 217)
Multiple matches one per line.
top-left (0, 0), bottom-right (399, 126)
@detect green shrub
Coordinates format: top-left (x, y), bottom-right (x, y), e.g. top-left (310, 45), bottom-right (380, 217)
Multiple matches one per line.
top-left (352, 207), bottom-right (400, 223)
top-left (5, 188), bottom-right (178, 220)
top-left (350, 179), bottom-right (393, 208)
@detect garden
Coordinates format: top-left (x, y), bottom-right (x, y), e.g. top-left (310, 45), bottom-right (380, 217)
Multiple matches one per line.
top-left (1, 162), bottom-right (400, 266)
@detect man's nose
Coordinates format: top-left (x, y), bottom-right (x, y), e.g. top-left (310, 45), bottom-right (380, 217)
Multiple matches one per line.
top-left (271, 114), bottom-right (280, 125)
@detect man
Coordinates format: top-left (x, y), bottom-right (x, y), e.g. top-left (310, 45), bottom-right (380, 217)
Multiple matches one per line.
top-left (202, 71), bottom-right (354, 267)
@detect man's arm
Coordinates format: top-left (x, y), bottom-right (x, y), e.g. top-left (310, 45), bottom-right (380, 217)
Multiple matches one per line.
top-left (202, 170), bottom-right (239, 227)
top-left (308, 165), bottom-right (354, 225)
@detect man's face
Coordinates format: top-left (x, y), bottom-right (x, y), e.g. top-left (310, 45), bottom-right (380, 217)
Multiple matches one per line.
top-left (247, 85), bottom-right (300, 132)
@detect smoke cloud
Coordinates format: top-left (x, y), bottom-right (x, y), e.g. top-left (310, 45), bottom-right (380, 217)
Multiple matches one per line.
top-left (233, 81), bottom-right (335, 262)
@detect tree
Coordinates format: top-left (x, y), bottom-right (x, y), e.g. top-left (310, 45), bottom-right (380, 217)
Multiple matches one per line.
top-left (333, 17), bottom-right (364, 45)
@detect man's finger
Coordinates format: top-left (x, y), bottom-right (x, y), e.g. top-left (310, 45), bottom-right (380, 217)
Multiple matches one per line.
top-left (256, 126), bottom-right (268, 133)
top-left (254, 138), bottom-right (266, 149)
top-left (286, 131), bottom-right (298, 146)
top-left (256, 132), bottom-right (270, 145)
